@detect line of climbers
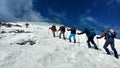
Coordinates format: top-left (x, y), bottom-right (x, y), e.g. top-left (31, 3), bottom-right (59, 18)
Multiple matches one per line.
top-left (49, 25), bottom-right (119, 59)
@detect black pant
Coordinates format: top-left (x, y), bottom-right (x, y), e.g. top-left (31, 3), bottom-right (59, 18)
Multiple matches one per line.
top-left (52, 32), bottom-right (55, 37)
top-left (59, 31), bottom-right (65, 39)
top-left (87, 37), bottom-right (98, 49)
top-left (103, 38), bottom-right (118, 58)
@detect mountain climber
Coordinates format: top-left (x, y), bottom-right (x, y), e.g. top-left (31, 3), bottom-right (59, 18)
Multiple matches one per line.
top-left (97, 29), bottom-right (119, 59)
top-left (49, 25), bottom-right (57, 37)
top-left (25, 23), bottom-right (29, 28)
top-left (67, 27), bottom-right (76, 43)
top-left (77, 28), bottom-right (98, 49)
top-left (58, 25), bottom-right (66, 39)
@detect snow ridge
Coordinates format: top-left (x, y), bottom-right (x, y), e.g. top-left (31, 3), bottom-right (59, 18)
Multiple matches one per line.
top-left (0, 22), bottom-right (120, 68)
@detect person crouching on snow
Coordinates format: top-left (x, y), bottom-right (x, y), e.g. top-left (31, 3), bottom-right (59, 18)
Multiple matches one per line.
top-left (67, 27), bottom-right (76, 43)
top-left (49, 25), bottom-right (57, 37)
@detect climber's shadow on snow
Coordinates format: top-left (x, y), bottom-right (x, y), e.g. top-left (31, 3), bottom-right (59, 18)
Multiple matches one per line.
top-left (76, 42), bottom-right (81, 43)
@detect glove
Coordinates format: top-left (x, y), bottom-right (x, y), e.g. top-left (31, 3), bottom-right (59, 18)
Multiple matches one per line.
top-left (77, 33), bottom-right (80, 35)
top-left (96, 37), bottom-right (100, 39)
top-left (67, 29), bottom-right (70, 31)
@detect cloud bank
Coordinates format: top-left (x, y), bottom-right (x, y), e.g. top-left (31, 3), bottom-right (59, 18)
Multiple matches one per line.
top-left (0, 0), bottom-right (45, 22)
top-left (79, 16), bottom-right (120, 38)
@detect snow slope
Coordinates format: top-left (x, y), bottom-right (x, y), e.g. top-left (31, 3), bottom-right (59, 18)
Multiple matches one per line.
top-left (0, 22), bottom-right (120, 68)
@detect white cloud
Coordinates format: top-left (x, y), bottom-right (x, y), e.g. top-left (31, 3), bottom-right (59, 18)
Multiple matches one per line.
top-left (48, 8), bottom-right (66, 17)
top-left (48, 8), bottom-right (68, 23)
top-left (0, 0), bottom-right (45, 22)
top-left (85, 17), bottom-right (98, 23)
top-left (80, 16), bottom-right (98, 24)
top-left (79, 16), bottom-right (120, 38)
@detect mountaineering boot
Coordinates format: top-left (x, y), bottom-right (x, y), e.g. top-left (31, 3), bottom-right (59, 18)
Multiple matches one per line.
top-left (107, 52), bottom-right (111, 55)
top-left (114, 55), bottom-right (119, 59)
top-left (63, 37), bottom-right (66, 40)
top-left (69, 39), bottom-right (71, 42)
top-left (87, 43), bottom-right (91, 48)
top-left (94, 44), bottom-right (99, 50)
top-left (112, 48), bottom-right (119, 59)
top-left (74, 39), bottom-right (76, 43)
top-left (95, 47), bottom-right (99, 50)
top-left (59, 36), bottom-right (61, 39)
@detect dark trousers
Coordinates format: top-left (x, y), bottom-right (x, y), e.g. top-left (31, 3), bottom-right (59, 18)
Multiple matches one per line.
top-left (59, 32), bottom-right (65, 39)
top-left (103, 38), bottom-right (118, 58)
top-left (87, 37), bottom-right (98, 49)
top-left (52, 32), bottom-right (55, 37)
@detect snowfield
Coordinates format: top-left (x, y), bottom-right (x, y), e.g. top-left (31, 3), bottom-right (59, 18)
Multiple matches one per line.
top-left (0, 22), bottom-right (120, 68)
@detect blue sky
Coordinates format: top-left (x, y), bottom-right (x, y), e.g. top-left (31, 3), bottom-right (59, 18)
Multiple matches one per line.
top-left (0, 0), bottom-right (120, 38)
top-left (32, 0), bottom-right (120, 38)
top-left (33, 0), bottom-right (120, 25)
top-left (0, 0), bottom-right (120, 25)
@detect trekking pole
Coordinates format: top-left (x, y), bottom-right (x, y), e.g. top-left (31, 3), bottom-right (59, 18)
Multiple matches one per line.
top-left (65, 30), bottom-right (68, 40)
top-left (48, 28), bottom-right (50, 38)
top-left (97, 38), bottom-right (100, 55)
top-left (78, 34), bottom-right (80, 46)
top-left (56, 30), bottom-right (58, 37)
top-left (65, 27), bottom-right (68, 40)
top-left (97, 38), bottom-right (99, 48)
